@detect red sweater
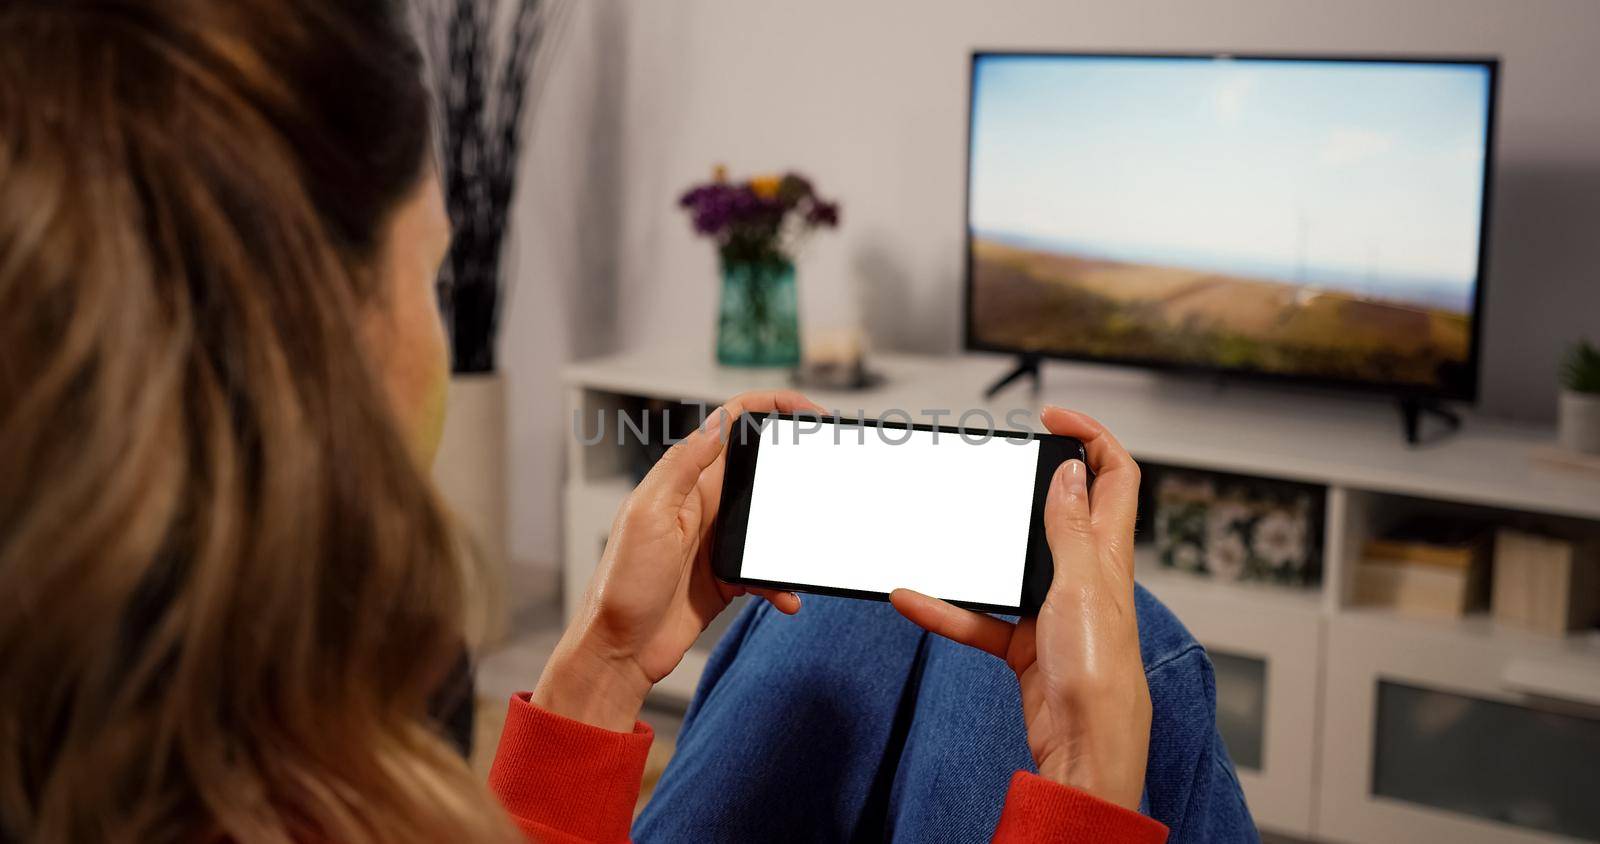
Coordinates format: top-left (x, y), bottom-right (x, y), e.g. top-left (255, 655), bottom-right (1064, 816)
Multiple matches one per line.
top-left (488, 694), bottom-right (1168, 843)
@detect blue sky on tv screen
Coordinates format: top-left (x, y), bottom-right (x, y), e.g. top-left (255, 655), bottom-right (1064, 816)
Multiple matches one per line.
top-left (969, 55), bottom-right (1491, 313)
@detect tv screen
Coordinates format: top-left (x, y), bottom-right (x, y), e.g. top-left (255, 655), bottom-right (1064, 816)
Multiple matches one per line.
top-left (965, 53), bottom-right (1496, 398)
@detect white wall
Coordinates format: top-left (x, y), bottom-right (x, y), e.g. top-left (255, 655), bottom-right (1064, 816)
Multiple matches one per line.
top-left (500, 0), bottom-right (627, 569)
top-left (505, 0), bottom-right (1600, 566)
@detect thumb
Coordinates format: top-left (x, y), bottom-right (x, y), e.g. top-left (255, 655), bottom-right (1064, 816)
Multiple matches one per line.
top-left (1043, 459), bottom-right (1093, 563)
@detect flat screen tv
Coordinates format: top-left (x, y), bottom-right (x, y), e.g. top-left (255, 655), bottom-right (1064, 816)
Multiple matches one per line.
top-left (964, 52), bottom-right (1497, 399)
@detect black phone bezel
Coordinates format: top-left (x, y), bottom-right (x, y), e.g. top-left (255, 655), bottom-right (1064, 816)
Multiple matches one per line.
top-left (710, 411), bottom-right (1087, 615)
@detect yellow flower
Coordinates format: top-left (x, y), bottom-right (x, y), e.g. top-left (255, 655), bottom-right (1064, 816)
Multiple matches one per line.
top-left (750, 174), bottom-right (781, 199)
top-left (711, 163), bottom-right (729, 184)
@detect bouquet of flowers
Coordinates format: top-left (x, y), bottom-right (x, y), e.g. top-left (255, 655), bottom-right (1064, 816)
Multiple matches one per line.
top-left (1154, 470), bottom-right (1323, 587)
top-left (677, 167), bottom-right (839, 367)
top-left (678, 167), bottom-right (839, 266)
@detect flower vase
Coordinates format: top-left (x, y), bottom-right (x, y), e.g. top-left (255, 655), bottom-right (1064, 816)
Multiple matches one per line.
top-left (432, 373), bottom-right (508, 645)
top-left (716, 256), bottom-right (800, 367)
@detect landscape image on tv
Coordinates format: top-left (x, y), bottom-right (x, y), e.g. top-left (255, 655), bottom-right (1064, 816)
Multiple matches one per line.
top-left (968, 55), bottom-right (1492, 391)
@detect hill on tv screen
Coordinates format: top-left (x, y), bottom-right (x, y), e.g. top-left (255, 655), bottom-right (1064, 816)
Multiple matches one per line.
top-left (966, 54), bottom-right (1494, 396)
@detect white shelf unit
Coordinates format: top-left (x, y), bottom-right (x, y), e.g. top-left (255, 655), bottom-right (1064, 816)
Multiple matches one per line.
top-left (562, 347), bottom-right (1600, 843)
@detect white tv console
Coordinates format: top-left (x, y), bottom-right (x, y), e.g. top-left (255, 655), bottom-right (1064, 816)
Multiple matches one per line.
top-left (561, 346), bottom-right (1600, 843)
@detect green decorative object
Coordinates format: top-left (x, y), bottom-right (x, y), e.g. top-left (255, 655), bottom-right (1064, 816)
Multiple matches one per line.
top-left (717, 257), bottom-right (800, 367)
top-left (1560, 339), bottom-right (1600, 395)
top-left (678, 167), bottom-right (839, 368)
top-left (1558, 338), bottom-right (1600, 454)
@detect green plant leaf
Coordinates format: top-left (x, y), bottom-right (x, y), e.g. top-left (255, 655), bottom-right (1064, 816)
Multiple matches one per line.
top-left (1561, 339), bottom-right (1600, 394)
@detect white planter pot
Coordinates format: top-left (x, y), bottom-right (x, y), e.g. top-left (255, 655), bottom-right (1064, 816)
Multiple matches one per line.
top-left (432, 373), bottom-right (509, 641)
top-left (1557, 389), bottom-right (1600, 455)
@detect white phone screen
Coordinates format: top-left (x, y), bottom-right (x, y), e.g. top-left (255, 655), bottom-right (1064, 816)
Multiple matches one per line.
top-left (739, 417), bottom-right (1041, 607)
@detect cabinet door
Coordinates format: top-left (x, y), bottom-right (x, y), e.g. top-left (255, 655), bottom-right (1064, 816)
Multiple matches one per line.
top-left (1211, 650), bottom-right (1269, 772)
top-left (1138, 572), bottom-right (1322, 837)
top-left (1321, 613), bottom-right (1600, 844)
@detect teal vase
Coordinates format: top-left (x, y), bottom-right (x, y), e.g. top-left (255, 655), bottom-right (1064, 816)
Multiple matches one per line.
top-left (716, 257), bottom-right (800, 367)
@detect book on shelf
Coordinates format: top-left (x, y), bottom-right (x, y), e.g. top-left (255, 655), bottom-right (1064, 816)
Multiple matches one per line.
top-left (1360, 516), bottom-right (1488, 570)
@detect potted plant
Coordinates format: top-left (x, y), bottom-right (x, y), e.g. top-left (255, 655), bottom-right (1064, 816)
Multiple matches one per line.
top-left (678, 168), bottom-right (839, 367)
top-left (1558, 339), bottom-right (1600, 455)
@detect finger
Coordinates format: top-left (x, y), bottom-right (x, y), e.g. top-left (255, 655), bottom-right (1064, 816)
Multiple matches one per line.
top-left (693, 390), bottom-right (828, 525)
top-left (1039, 406), bottom-right (1140, 538)
top-left (747, 587), bottom-right (802, 615)
top-left (889, 588), bottom-right (1014, 660)
top-left (719, 389), bottom-right (828, 420)
top-left (711, 390), bottom-right (829, 455)
top-left (1043, 458), bottom-right (1094, 562)
top-left (638, 411), bottom-right (729, 512)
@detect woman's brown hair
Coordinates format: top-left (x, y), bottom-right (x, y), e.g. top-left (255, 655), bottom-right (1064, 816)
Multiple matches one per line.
top-left (0, 1), bottom-right (511, 840)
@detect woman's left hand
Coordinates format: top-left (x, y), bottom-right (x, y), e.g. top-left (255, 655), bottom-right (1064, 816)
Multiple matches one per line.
top-left (532, 390), bottom-right (823, 731)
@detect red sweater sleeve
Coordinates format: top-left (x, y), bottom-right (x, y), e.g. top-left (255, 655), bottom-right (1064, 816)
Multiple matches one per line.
top-left (993, 771), bottom-right (1168, 843)
top-left (488, 693), bottom-right (652, 842)
top-left (487, 694), bottom-right (1167, 844)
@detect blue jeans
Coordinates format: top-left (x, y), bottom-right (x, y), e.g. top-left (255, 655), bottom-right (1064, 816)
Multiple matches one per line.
top-left (635, 586), bottom-right (1257, 842)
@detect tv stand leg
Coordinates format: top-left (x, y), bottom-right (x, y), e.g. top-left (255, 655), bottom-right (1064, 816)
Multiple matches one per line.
top-left (1399, 396), bottom-right (1461, 446)
top-left (984, 354), bottom-right (1042, 399)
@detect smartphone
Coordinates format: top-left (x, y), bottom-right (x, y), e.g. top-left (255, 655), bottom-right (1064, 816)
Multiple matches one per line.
top-left (711, 412), bottom-right (1088, 614)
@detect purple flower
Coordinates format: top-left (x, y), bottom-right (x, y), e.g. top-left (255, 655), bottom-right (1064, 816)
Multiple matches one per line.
top-left (676, 169), bottom-right (839, 258)
top-left (805, 200), bottom-right (839, 228)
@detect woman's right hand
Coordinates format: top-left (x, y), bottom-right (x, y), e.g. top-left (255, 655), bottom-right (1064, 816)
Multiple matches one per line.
top-left (891, 406), bottom-right (1150, 811)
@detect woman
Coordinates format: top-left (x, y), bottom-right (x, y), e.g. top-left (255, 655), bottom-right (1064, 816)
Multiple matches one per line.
top-left (0, 1), bottom-right (1166, 841)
